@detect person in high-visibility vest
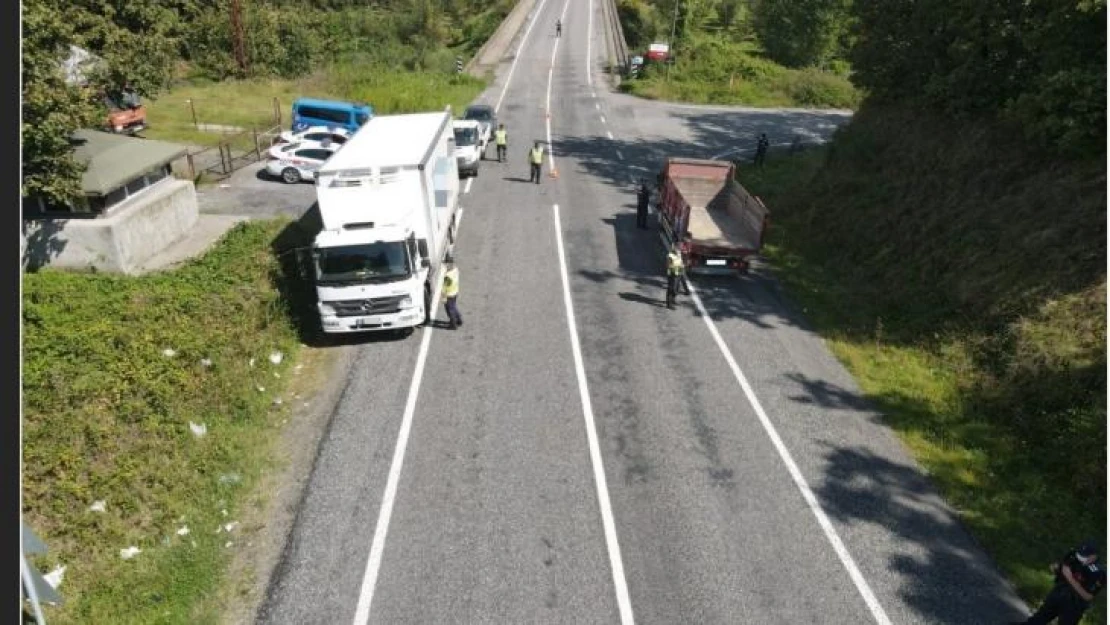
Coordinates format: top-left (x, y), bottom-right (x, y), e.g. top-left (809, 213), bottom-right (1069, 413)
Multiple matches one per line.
top-left (528, 141), bottom-right (545, 184)
top-left (665, 243), bottom-right (685, 309)
top-left (442, 256), bottom-right (463, 329)
top-left (494, 123), bottom-right (508, 162)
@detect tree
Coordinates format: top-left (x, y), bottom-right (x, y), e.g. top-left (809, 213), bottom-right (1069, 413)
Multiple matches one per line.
top-left (21, 0), bottom-right (98, 206)
top-left (751, 0), bottom-right (851, 68)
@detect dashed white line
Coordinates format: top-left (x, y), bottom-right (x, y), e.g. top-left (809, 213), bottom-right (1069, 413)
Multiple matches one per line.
top-left (463, 177), bottom-right (474, 194)
top-left (685, 283), bottom-right (893, 625)
top-left (596, 103), bottom-right (601, 110)
top-left (494, 0), bottom-right (554, 113)
top-left (606, 130), bottom-right (614, 140)
top-left (552, 204), bottom-right (635, 625)
top-left (600, 115), bottom-right (607, 124)
top-left (351, 207), bottom-right (466, 625)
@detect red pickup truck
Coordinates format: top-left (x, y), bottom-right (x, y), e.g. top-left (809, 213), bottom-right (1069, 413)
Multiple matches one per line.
top-left (655, 157), bottom-right (769, 275)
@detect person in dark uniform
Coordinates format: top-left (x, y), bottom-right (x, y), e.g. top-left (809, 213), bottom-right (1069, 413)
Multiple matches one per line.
top-left (636, 179), bottom-right (650, 229)
top-left (754, 133), bottom-right (769, 169)
top-left (678, 232), bottom-right (692, 295)
top-left (665, 243), bottom-right (684, 309)
top-left (1014, 541), bottom-right (1104, 625)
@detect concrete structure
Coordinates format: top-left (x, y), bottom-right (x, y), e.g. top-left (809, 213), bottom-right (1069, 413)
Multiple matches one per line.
top-left (23, 130), bottom-right (200, 275)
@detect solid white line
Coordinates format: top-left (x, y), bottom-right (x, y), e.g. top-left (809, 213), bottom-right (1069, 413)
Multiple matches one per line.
top-left (685, 284), bottom-right (893, 625)
top-left (494, 0), bottom-right (553, 113)
top-left (552, 204), bottom-right (635, 625)
top-left (347, 197), bottom-right (471, 625)
top-left (600, 115), bottom-right (607, 124)
top-left (606, 130), bottom-right (614, 140)
top-left (463, 177), bottom-right (474, 194)
top-left (586, 0), bottom-right (594, 86)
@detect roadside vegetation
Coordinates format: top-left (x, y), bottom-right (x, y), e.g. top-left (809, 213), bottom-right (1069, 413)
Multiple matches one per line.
top-left (23, 222), bottom-right (304, 624)
top-left (616, 0), bottom-right (859, 108)
top-left (738, 0), bottom-right (1105, 621)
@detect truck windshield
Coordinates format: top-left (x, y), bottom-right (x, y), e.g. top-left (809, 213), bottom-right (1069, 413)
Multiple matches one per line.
top-left (315, 242), bottom-right (411, 284)
top-left (454, 127), bottom-right (478, 146)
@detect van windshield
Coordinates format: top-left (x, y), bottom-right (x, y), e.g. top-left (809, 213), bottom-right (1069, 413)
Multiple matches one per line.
top-left (315, 242), bottom-right (411, 284)
top-left (454, 127), bottom-right (478, 147)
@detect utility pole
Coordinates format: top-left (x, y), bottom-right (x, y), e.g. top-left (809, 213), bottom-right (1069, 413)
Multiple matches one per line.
top-left (230, 0), bottom-right (248, 75)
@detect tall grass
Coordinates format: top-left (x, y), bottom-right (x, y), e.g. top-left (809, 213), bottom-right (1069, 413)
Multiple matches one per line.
top-left (22, 222), bottom-right (303, 624)
top-left (742, 106), bottom-right (1106, 622)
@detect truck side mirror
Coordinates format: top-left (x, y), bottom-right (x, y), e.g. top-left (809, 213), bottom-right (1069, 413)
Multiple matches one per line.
top-left (421, 258), bottom-right (431, 269)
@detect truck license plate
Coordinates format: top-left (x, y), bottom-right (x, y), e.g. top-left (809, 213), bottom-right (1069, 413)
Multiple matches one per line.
top-left (706, 259), bottom-right (727, 266)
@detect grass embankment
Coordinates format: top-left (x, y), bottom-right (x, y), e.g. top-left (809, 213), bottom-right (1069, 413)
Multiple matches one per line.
top-left (23, 221), bottom-right (305, 624)
top-left (743, 105), bottom-right (1106, 623)
top-left (621, 38), bottom-right (859, 109)
top-left (143, 63), bottom-right (486, 147)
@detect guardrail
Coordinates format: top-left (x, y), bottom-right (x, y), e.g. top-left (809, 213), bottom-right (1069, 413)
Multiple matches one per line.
top-left (602, 0), bottom-right (630, 76)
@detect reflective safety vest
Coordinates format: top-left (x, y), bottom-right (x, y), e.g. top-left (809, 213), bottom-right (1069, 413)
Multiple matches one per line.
top-left (529, 147), bottom-right (544, 165)
top-left (667, 251), bottom-right (684, 275)
top-left (495, 129), bottom-right (507, 145)
top-left (443, 267), bottom-right (460, 297)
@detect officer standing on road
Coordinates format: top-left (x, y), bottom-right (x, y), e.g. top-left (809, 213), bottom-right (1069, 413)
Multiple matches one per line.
top-left (1014, 541), bottom-right (1105, 625)
top-left (442, 256), bottom-right (463, 329)
top-left (665, 243), bottom-right (685, 310)
top-left (556, 18), bottom-right (562, 37)
top-left (754, 133), bottom-right (770, 169)
top-left (678, 232), bottom-right (692, 295)
top-left (528, 141), bottom-right (545, 184)
top-left (494, 123), bottom-right (508, 162)
top-left (636, 179), bottom-right (651, 229)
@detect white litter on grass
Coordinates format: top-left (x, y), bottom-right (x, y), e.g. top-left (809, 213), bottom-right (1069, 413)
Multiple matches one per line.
top-left (44, 566), bottom-right (65, 589)
top-left (176, 526), bottom-right (190, 536)
top-left (189, 422), bottom-right (208, 438)
top-left (256, 385), bottom-right (266, 393)
top-left (225, 541), bottom-right (234, 548)
top-left (219, 184), bottom-right (231, 189)
top-left (162, 348), bottom-right (177, 358)
top-left (191, 540), bottom-right (197, 548)
top-left (273, 372), bottom-right (281, 379)
top-left (294, 364), bottom-right (304, 371)
top-left (249, 358), bottom-right (256, 368)
top-left (200, 358), bottom-right (213, 368)
top-left (221, 521), bottom-right (240, 533)
top-left (272, 398), bottom-right (283, 406)
top-left (269, 350), bottom-right (284, 365)
top-left (88, 500), bottom-right (107, 513)
top-left (221, 509), bottom-right (228, 517)
top-left (120, 546), bottom-right (142, 560)
top-left (219, 472), bottom-right (242, 485)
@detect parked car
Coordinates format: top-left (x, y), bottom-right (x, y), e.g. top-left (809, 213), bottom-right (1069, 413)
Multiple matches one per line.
top-left (274, 126), bottom-right (353, 147)
top-left (462, 104), bottom-right (496, 157)
top-left (452, 120), bottom-right (482, 178)
top-left (265, 141), bottom-right (340, 184)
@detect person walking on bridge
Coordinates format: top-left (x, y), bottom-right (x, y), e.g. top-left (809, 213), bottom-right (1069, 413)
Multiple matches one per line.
top-left (636, 179), bottom-right (651, 229)
top-left (556, 19), bottom-right (562, 38)
top-left (494, 123), bottom-right (508, 162)
top-left (528, 141), bottom-right (545, 184)
top-left (442, 256), bottom-right (463, 329)
top-left (754, 133), bottom-right (769, 169)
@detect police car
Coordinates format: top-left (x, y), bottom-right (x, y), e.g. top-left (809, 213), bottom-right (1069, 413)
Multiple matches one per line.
top-left (272, 125), bottom-right (353, 147)
top-left (265, 140), bottom-right (341, 184)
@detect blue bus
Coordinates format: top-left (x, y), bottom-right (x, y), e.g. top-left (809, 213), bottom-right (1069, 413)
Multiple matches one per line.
top-left (291, 98), bottom-right (374, 134)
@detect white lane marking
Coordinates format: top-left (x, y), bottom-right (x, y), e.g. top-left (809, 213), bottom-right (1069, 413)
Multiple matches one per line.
top-left (596, 103), bottom-right (601, 110)
top-left (545, 5), bottom-right (564, 173)
top-left (552, 204), bottom-right (635, 625)
top-left (586, 0), bottom-right (594, 86)
top-left (494, 0), bottom-right (554, 113)
top-left (615, 150), bottom-right (624, 161)
top-left (347, 205), bottom-right (472, 625)
top-left (685, 283), bottom-right (893, 625)
top-left (600, 115), bottom-right (607, 124)
top-left (592, 91), bottom-right (597, 98)
top-left (464, 177), bottom-right (474, 194)
top-left (606, 130), bottom-right (614, 140)
top-left (351, 208), bottom-right (466, 625)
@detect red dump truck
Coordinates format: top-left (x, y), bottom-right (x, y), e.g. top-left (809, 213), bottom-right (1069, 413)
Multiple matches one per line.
top-left (655, 157), bottom-right (769, 275)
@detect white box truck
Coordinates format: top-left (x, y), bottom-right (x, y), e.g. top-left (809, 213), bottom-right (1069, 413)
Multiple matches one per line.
top-left (311, 107), bottom-right (461, 334)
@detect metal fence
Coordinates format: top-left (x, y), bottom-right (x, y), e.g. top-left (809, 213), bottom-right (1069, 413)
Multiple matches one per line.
top-left (602, 0), bottom-right (630, 76)
top-left (182, 124), bottom-right (283, 181)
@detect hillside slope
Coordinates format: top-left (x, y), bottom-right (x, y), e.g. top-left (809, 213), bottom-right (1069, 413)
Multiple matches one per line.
top-left (747, 103), bottom-right (1106, 621)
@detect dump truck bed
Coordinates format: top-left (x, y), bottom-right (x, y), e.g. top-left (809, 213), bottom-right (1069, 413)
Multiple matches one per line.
top-left (661, 158), bottom-right (768, 255)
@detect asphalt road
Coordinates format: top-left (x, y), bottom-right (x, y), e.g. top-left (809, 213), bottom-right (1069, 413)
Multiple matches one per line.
top-left (257, 0), bottom-right (1032, 622)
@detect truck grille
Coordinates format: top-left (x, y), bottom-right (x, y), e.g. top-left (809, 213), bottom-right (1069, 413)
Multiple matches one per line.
top-left (330, 295), bottom-right (407, 317)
